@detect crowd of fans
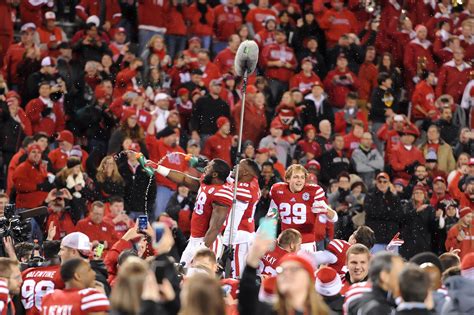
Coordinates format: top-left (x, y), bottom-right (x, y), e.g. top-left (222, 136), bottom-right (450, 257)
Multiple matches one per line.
top-left (0, 0), bottom-right (473, 314)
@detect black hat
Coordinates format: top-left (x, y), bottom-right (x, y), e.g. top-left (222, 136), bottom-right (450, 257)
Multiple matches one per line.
top-left (156, 127), bottom-right (177, 139)
top-left (67, 157), bottom-right (81, 169)
top-left (409, 252), bottom-right (443, 272)
top-left (190, 69), bottom-right (204, 76)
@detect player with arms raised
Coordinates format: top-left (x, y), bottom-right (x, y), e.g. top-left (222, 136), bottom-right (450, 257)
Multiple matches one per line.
top-left (154, 158), bottom-right (234, 266)
top-left (268, 164), bottom-right (337, 253)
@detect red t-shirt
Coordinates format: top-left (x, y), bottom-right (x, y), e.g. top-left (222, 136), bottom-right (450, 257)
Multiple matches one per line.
top-left (21, 265), bottom-right (62, 315)
top-left (41, 288), bottom-right (109, 315)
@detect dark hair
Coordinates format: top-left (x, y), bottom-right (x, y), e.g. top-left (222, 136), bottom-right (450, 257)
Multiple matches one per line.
top-left (377, 72), bottom-right (391, 85)
top-left (353, 226), bottom-right (375, 249)
top-left (368, 252), bottom-right (399, 286)
top-left (244, 159), bottom-right (260, 177)
top-left (43, 240), bottom-right (61, 260)
top-left (22, 136), bottom-right (34, 149)
top-left (118, 249), bottom-right (138, 266)
top-left (399, 265), bottom-right (430, 302)
top-left (439, 253), bottom-right (461, 272)
top-left (60, 258), bottom-right (85, 282)
top-left (346, 91), bottom-right (358, 100)
top-left (441, 266), bottom-right (461, 283)
top-left (14, 242), bottom-right (34, 261)
top-left (261, 161), bottom-right (274, 169)
top-left (33, 133), bottom-right (49, 142)
top-left (211, 159), bottom-right (231, 182)
top-left (109, 196), bottom-right (124, 205)
top-left (337, 172), bottom-right (350, 182)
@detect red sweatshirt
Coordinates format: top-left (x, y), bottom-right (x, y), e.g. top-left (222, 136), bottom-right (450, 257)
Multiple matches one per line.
top-left (46, 209), bottom-right (76, 240)
top-left (319, 8), bottom-right (359, 47)
top-left (145, 134), bottom-right (187, 190)
top-left (75, 0), bottom-right (122, 26)
top-left (357, 62), bottom-right (378, 101)
top-left (214, 48), bottom-right (236, 75)
top-left (184, 3), bottom-right (215, 36)
top-left (323, 68), bottom-right (359, 109)
top-left (261, 43), bottom-right (297, 82)
top-left (411, 80), bottom-right (437, 120)
top-left (2, 42), bottom-right (27, 85)
top-left (388, 143), bottom-right (425, 180)
top-left (76, 217), bottom-right (119, 249)
top-left (12, 159), bottom-right (48, 209)
top-left (245, 7), bottom-right (277, 34)
top-left (289, 71), bottom-right (321, 95)
top-left (25, 97), bottom-right (65, 136)
top-left (213, 5), bottom-right (243, 42)
top-left (202, 132), bottom-right (233, 166)
top-left (435, 60), bottom-right (471, 104)
top-left (114, 68), bottom-right (137, 98)
top-left (138, 0), bottom-right (170, 32)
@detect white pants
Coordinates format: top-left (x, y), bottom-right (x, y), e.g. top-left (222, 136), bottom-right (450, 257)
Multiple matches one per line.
top-left (300, 242), bottom-right (317, 254)
top-left (231, 242), bottom-right (252, 278)
top-left (180, 236), bottom-right (224, 267)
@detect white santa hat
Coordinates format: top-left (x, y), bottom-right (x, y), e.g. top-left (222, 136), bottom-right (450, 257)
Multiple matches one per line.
top-left (315, 267), bottom-right (342, 297)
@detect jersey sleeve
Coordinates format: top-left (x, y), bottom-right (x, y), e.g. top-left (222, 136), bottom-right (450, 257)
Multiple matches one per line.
top-left (326, 239), bottom-right (350, 261)
top-left (212, 186), bottom-right (234, 208)
top-left (80, 289), bottom-right (110, 313)
top-left (311, 185), bottom-right (329, 213)
top-left (236, 183), bottom-right (252, 203)
top-left (0, 279), bottom-right (8, 313)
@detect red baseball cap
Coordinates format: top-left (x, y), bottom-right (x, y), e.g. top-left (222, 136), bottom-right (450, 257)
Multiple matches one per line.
top-left (57, 130), bottom-right (74, 144)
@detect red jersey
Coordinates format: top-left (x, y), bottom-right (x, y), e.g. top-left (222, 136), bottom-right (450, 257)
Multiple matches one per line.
top-left (268, 182), bottom-right (327, 243)
top-left (21, 265), bottom-right (61, 315)
top-left (191, 182), bottom-right (234, 238)
top-left (0, 278), bottom-right (11, 315)
top-left (326, 239), bottom-right (352, 276)
top-left (342, 281), bottom-right (372, 315)
top-left (259, 245), bottom-right (288, 276)
top-left (41, 288), bottom-right (109, 315)
top-left (223, 178), bottom-right (261, 244)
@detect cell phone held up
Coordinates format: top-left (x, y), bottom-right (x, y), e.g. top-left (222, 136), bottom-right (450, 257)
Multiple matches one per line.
top-left (138, 215), bottom-right (148, 232)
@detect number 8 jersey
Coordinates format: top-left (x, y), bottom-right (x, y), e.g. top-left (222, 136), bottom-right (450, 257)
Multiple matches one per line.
top-left (191, 182), bottom-right (234, 238)
top-left (268, 182), bottom-right (327, 244)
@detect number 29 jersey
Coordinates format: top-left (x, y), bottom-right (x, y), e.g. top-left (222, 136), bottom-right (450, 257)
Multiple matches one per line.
top-left (268, 182), bottom-right (326, 243)
top-left (191, 182), bottom-right (234, 238)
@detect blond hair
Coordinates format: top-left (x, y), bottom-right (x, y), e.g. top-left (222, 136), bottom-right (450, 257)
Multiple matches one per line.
top-left (110, 257), bottom-right (148, 314)
top-left (284, 164), bottom-right (308, 181)
top-left (275, 279), bottom-right (329, 315)
top-left (179, 273), bottom-right (225, 315)
top-left (96, 156), bottom-right (124, 184)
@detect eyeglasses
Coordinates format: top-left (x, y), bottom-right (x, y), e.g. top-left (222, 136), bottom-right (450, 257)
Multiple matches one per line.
top-left (276, 265), bottom-right (304, 275)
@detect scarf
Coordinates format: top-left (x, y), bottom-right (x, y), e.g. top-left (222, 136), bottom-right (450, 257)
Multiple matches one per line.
top-left (197, 2), bottom-right (208, 25)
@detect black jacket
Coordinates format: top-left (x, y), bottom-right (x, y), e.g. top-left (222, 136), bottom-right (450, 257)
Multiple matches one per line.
top-left (76, 104), bottom-right (116, 142)
top-left (323, 294), bottom-right (344, 315)
top-left (364, 188), bottom-right (402, 244)
top-left (299, 98), bottom-right (334, 130)
top-left (190, 94), bottom-right (230, 135)
top-left (0, 102), bottom-right (27, 154)
top-left (369, 87), bottom-right (398, 124)
top-left (399, 202), bottom-right (437, 259)
top-left (348, 285), bottom-right (397, 315)
top-left (319, 149), bottom-right (351, 185)
top-left (90, 259), bottom-right (111, 296)
top-left (436, 119), bottom-right (459, 147)
top-left (118, 161), bottom-right (157, 214)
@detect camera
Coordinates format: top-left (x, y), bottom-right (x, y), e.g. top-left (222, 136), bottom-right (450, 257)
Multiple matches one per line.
top-left (0, 203), bottom-right (32, 256)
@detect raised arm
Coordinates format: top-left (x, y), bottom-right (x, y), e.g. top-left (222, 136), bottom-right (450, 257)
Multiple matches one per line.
top-left (156, 165), bottom-right (201, 192)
